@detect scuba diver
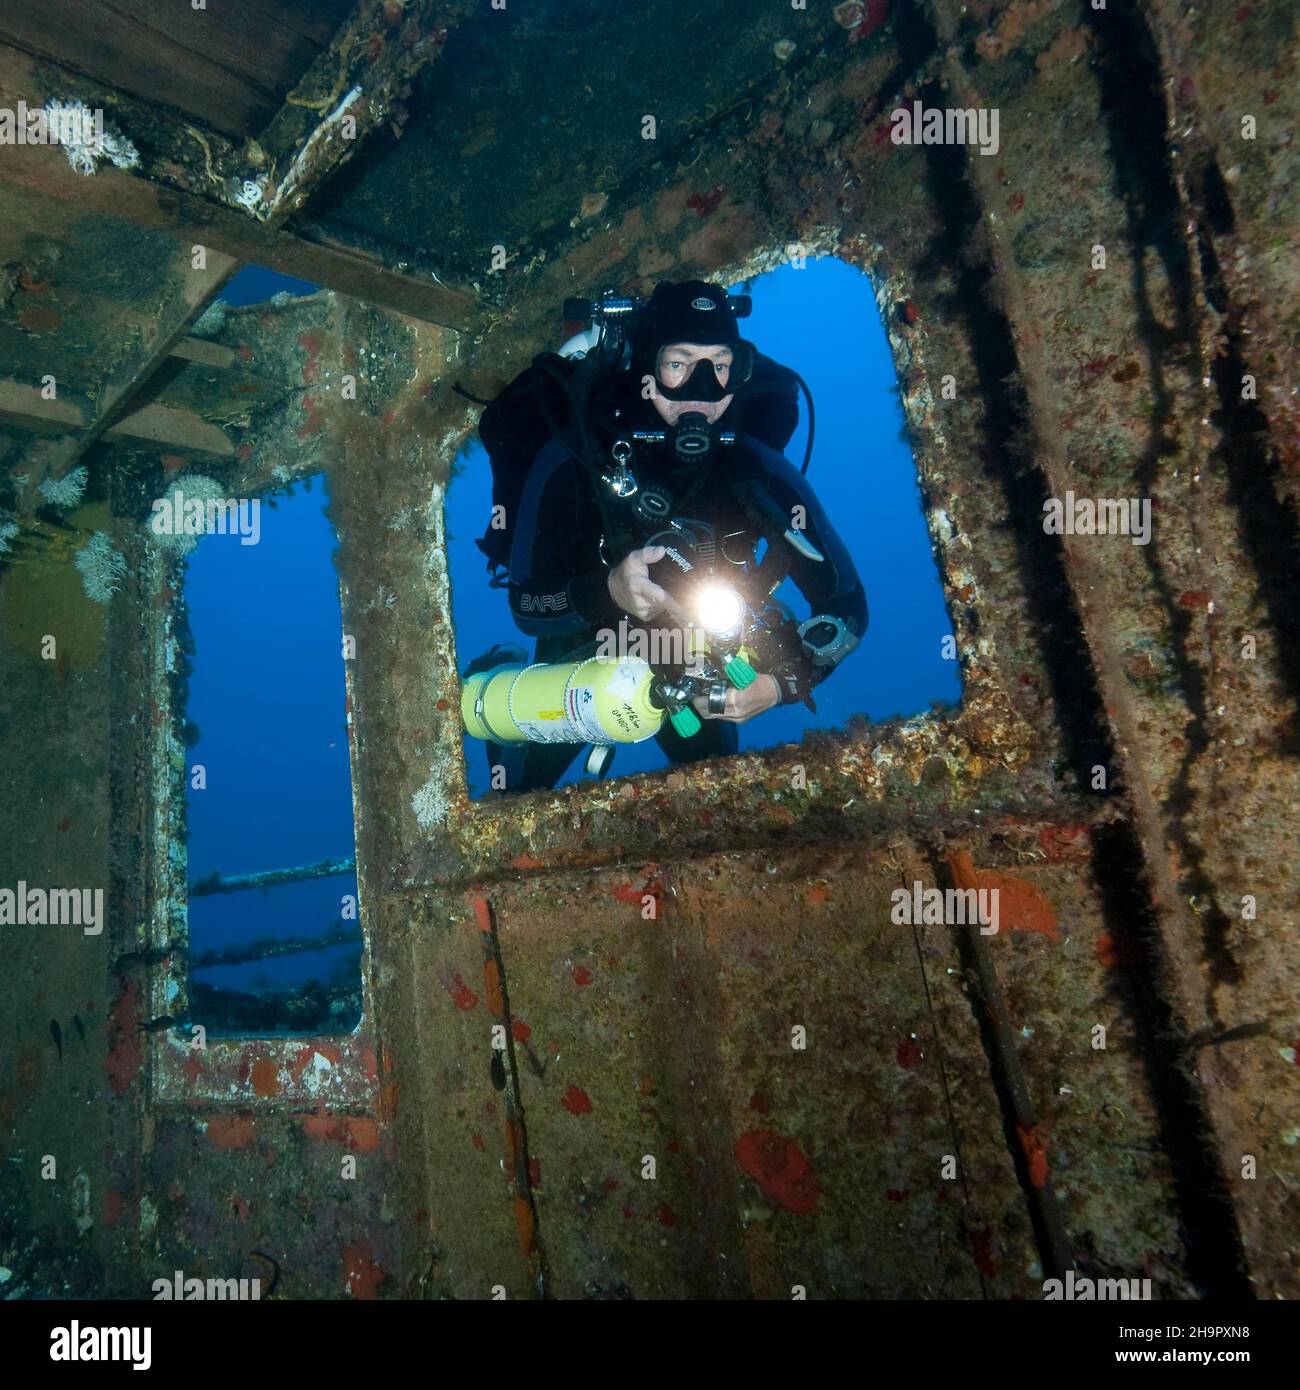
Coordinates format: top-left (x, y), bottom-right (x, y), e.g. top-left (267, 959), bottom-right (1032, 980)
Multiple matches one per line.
top-left (463, 279), bottom-right (867, 794)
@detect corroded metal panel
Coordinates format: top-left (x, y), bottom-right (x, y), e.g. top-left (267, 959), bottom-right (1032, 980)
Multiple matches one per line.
top-left (485, 850), bottom-right (1036, 1298)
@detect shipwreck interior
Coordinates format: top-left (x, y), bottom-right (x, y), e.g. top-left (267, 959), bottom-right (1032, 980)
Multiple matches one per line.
top-left (449, 253), bottom-right (962, 797)
top-left (0, 0), bottom-right (1297, 1301)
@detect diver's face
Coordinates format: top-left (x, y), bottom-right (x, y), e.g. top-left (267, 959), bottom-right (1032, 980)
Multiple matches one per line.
top-left (650, 343), bottom-right (735, 425)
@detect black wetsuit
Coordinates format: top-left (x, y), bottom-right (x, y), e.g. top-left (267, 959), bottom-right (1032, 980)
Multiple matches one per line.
top-left (488, 377), bottom-right (867, 792)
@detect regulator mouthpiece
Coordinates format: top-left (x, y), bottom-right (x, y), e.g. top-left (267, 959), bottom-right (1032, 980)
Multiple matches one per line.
top-left (672, 412), bottom-right (712, 461)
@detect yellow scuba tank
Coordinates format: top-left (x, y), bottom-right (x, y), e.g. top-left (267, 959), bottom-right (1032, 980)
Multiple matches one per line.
top-left (461, 656), bottom-right (665, 746)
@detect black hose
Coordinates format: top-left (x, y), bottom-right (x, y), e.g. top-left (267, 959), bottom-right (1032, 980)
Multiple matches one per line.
top-left (791, 368), bottom-right (815, 475)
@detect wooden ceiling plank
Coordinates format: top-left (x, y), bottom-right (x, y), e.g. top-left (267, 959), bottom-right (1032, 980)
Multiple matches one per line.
top-left (0, 378), bottom-right (234, 457)
top-left (97, 0), bottom-right (321, 108)
top-left (0, 42), bottom-right (487, 333)
top-left (0, 137), bottom-right (485, 335)
top-left (104, 400), bottom-right (234, 457)
top-left (170, 338), bottom-right (240, 370)
top-left (242, 0), bottom-right (357, 48)
top-left (15, 145), bottom-right (483, 327)
top-left (0, 379), bottom-right (86, 433)
top-left (0, 6), bottom-right (271, 138)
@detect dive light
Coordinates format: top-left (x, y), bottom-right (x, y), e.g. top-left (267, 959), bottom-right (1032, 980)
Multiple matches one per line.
top-left (645, 523), bottom-right (760, 706)
top-left (694, 581), bottom-right (756, 693)
top-left (695, 583), bottom-right (744, 643)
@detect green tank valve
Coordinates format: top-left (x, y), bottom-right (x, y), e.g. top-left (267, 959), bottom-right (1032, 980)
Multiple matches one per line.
top-left (725, 655), bottom-right (757, 688)
top-left (669, 705), bottom-right (702, 738)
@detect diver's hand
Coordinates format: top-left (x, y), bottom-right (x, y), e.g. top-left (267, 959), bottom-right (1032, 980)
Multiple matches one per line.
top-left (693, 673), bottom-right (781, 723)
top-left (608, 545), bottom-right (674, 622)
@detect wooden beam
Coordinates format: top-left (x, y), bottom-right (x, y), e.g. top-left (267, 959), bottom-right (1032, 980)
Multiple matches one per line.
top-left (0, 39), bottom-right (489, 334)
top-left (0, 379), bottom-right (84, 433)
top-left (251, 0), bottom-right (451, 229)
top-left (0, 133), bottom-right (486, 334)
top-left (0, 0), bottom-right (334, 140)
top-left (170, 337), bottom-right (240, 370)
top-left (0, 376), bottom-right (234, 457)
top-left (104, 401), bottom-right (234, 457)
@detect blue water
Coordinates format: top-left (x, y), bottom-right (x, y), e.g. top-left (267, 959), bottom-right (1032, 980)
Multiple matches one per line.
top-left (182, 267), bottom-right (358, 1019)
top-left (182, 472), bottom-right (358, 1006)
top-left (183, 474), bottom-right (359, 1010)
top-left (219, 264), bottom-right (316, 306)
top-left (448, 257), bottom-right (961, 798)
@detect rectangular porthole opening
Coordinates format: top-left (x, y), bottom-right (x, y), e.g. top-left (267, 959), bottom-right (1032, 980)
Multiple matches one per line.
top-left (174, 468), bottom-right (362, 1038)
top-left (445, 256), bottom-right (961, 802)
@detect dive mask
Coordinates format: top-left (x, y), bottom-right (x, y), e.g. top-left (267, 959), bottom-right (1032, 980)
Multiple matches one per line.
top-left (653, 341), bottom-right (756, 402)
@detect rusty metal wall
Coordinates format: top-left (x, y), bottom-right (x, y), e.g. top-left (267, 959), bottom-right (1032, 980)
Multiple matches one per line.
top-left (2, 0), bottom-right (1297, 1301)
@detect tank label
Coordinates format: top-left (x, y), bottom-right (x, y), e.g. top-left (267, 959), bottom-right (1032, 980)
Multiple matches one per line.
top-left (513, 714), bottom-right (577, 744)
top-left (566, 685), bottom-right (612, 745)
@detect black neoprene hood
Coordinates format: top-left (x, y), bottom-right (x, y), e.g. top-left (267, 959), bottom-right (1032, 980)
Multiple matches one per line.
top-left (635, 280), bottom-right (740, 355)
top-left (632, 280), bottom-right (756, 400)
